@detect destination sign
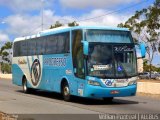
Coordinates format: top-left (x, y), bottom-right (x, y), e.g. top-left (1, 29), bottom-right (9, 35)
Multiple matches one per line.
top-left (114, 45), bottom-right (134, 52)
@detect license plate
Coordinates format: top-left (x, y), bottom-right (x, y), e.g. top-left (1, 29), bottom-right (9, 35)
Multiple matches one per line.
top-left (110, 90), bottom-right (119, 94)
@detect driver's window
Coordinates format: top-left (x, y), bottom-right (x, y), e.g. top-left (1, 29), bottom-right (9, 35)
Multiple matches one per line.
top-left (76, 45), bottom-right (84, 78)
top-left (72, 30), bottom-right (85, 79)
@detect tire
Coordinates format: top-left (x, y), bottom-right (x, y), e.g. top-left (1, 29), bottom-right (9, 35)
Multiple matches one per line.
top-left (22, 77), bottom-right (31, 93)
top-left (62, 82), bottom-right (71, 101)
top-left (103, 97), bottom-right (113, 103)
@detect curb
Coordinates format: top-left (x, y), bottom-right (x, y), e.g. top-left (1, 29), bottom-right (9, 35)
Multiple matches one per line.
top-left (137, 82), bottom-right (160, 94)
top-left (0, 74), bottom-right (12, 80)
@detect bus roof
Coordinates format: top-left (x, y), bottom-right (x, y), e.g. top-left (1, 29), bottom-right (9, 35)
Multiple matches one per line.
top-left (13, 26), bottom-right (129, 42)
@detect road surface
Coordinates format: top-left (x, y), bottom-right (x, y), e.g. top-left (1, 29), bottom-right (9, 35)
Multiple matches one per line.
top-left (0, 79), bottom-right (160, 119)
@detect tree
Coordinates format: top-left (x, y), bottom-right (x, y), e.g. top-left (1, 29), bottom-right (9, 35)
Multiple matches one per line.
top-left (0, 42), bottom-right (12, 73)
top-left (0, 42), bottom-right (12, 63)
top-left (50, 21), bottom-right (63, 29)
top-left (143, 59), bottom-right (160, 73)
top-left (68, 21), bottom-right (79, 27)
top-left (118, 0), bottom-right (160, 78)
top-left (1, 63), bottom-right (11, 73)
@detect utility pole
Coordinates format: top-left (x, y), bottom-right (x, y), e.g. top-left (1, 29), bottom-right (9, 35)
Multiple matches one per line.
top-left (41, 0), bottom-right (44, 31)
top-left (0, 19), bottom-right (5, 73)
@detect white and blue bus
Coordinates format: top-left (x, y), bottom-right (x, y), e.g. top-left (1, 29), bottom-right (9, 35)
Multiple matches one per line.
top-left (12, 26), bottom-right (145, 101)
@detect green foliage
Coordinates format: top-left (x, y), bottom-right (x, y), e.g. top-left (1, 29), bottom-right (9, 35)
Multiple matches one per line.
top-left (49, 21), bottom-right (79, 29)
top-left (50, 21), bottom-right (63, 29)
top-left (2, 51), bottom-right (9, 56)
top-left (1, 63), bottom-right (11, 74)
top-left (118, 0), bottom-right (160, 77)
top-left (68, 21), bottom-right (79, 27)
top-left (118, 0), bottom-right (160, 41)
top-left (143, 63), bottom-right (160, 72)
top-left (0, 42), bottom-right (12, 64)
top-left (0, 42), bottom-right (12, 53)
top-left (143, 59), bottom-right (160, 72)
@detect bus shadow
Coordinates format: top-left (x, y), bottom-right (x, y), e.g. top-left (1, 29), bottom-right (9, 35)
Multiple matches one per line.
top-left (70, 96), bottom-right (139, 105)
top-left (16, 90), bottom-right (139, 105)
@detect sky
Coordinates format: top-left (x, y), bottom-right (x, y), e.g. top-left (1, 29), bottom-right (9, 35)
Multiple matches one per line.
top-left (0, 0), bottom-right (159, 65)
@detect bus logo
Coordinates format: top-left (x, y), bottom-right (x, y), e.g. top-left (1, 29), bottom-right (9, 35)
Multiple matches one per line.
top-left (30, 59), bottom-right (41, 86)
top-left (105, 79), bottom-right (114, 86)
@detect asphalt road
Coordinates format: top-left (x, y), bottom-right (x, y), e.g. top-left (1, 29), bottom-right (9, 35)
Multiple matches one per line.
top-left (0, 79), bottom-right (160, 119)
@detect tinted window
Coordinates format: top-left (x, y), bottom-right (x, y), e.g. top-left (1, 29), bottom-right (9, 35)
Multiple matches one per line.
top-left (86, 30), bottom-right (132, 43)
top-left (28, 39), bottom-right (36, 56)
top-left (13, 32), bottom-right (70, 57)
top-left (57, 33), bottom-right (70, 53)
top-left (36, 37), bottom-right (46, 55)
top-left (46, 32), bottom-right (70, 54)
top-left (46, 35), bottom-right (57, 54)
top-left (20, 41), bottom-right (28, 56)
top-left (13, 42), bottom-right (21, 57)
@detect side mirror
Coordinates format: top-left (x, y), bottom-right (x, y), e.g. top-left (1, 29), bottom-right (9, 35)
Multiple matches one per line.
top-left (139, 43), bottom-right (146, 58)
top-left (135, 42), bottom-right (146, 58)
top-left (81, 41), bottom-right (89, 55)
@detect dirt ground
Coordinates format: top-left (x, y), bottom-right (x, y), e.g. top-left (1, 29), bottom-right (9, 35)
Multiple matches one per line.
top-left (0, 112), bottom-right (18, 120)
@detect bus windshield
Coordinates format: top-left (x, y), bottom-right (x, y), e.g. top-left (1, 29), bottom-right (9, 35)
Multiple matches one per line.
top-left (87, 43), bottom-right (137, 78)
top-left (86, 29), bottom-right (133, 43)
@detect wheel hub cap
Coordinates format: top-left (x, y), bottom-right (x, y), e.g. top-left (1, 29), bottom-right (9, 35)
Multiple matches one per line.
top-left (64, 87), bottom-right (69, 96)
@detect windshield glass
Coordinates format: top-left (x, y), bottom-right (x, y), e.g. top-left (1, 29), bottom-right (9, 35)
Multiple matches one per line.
top-left (86, 30), bottom-right (133, 43)
top-left (87, 43), bottom-right (137, 78)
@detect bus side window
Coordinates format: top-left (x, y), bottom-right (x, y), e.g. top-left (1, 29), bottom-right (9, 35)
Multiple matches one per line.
top-left (36, 37), bottom-right (46, 55)
top-left (46, 35), bottom-right (57, 54)
top-left (13, 42), bottom-right (21, 57)
top-left (28, 39), bottom-right (36, 56)
top-left (57, 34), bottom-right (65, 53)
top-left (20, 41), bottom-right (27, 56)
top-left (55, 32), bottom-right (70, 54)
top-left (44, 32), bottom-right (70, 54)
top-left (64, 32), bottom-right (70, 53)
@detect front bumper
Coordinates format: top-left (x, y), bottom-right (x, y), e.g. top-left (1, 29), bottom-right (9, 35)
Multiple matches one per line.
top-left (83, 84), bottom-right (137, 98)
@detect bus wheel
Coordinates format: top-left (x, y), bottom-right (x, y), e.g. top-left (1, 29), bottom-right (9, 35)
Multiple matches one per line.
top-left (103, 97), bottom-right (113, 103)
top-left (62, 82), bottom-right (71, 101)
top-left (22, 78), bottom-right (30, 93)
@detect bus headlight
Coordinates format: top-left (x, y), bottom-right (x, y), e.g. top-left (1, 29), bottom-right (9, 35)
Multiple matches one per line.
top-left (128, 80), bottom-right (137, 85)
top-left (88, 80), bottom-right (101, 86)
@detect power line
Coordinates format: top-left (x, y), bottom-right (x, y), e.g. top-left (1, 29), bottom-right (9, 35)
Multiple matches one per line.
top-left (68, 0), bottom-right (149, 23)
top-left (24, 25), bottom-right (42, 36)
top-left (25, 0), bottom-right (149, 35)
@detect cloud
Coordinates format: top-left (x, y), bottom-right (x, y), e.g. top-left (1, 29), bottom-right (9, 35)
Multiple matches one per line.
top-left (0, 31), bottom-right (10, 42)
top-left (5, 14), bottom-right (41, 36)
top-left (79, 9), bottom-right (130, 27)
top-left (60, 0), bottom-right (138, 9)
top-left (0, 0), bottom-right (54, 12)
top-left (4, 9), bottom-right (130, 38)
top-left (4, 9), bottom-right (74, 37)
